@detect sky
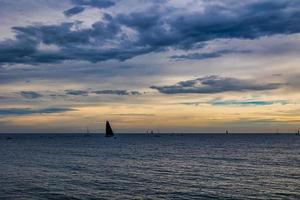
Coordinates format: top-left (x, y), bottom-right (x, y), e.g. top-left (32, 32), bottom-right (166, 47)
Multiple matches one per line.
top-left (0, 0), bottom-right (300, 133)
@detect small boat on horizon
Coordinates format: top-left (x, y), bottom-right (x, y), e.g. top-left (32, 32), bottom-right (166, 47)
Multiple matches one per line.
top-left (148, 130), bottom-right (161, 137)
top-left (84, 127), bottom-right (91, 137)
top-left (105, 121), bottom-right (114, 138)
top-left (226, 130), bottom-right (229, 134)
top-left (296, 130), bottom-right (300, 136)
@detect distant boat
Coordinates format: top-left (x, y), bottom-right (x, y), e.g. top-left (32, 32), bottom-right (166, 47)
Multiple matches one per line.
top-left (84, 127), bottom-right (91, 137)
top-left (226, 130), bottom-right (229, 134)
top-left (105, 121), bottom-right (114, 137)
top-left (148, 130), bottom-right (161, 137)
top-left (6, 136), bottom-right (13, 140)
top-left (296, 130), bottom-right (300, 136)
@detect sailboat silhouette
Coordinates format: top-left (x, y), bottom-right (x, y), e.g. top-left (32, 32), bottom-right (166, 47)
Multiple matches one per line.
top-left (105, 121), bottom-right (114, 137)
top-left (84, 127), bottom-right (91, 137)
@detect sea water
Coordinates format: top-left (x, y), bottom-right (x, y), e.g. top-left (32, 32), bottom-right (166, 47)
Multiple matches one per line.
top-left (0, 134), bottom-right (299, 199)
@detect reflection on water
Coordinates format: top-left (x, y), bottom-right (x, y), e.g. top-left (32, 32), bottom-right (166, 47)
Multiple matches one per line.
top-left (0, 134), bottom-right (299, 199)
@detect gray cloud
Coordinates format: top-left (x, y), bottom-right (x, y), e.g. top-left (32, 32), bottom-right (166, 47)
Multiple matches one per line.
top-left (170, 50), bottom-right (251, 61)
top-left (181, 100), bottom-right (289, 106)
top-left (63, 0), bottom-right (115, 17)
top-left (0, 0), bottom-right (300, 64)
top-left (19, 91), bottom-right (43, 99)
top-left (64, 6), bottom-right (85, 17)
top-left (210, 100), bottom-right (289, 106)
top-left (0, 107), bottom-right (76, 116)
top-left (92, 90), bottom-right (141, 95)
top-left (151, 75), bottom-right (283, 94)
top-left (65, 89), bottom-right (89, 96)
top-left (63, 89), bottom-right (142, 96)
top-left (70, 0), bottom-right (115, 9)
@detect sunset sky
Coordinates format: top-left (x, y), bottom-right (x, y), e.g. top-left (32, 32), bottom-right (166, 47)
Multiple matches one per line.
top-left (0, 0), bottom-right (300, 133)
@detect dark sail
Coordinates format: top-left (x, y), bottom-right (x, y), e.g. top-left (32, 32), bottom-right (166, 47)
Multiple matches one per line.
top-left (105, 121), bottom-right (114, 137)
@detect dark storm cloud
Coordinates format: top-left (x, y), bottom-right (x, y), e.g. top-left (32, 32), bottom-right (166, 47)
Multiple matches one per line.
top-left (1, 0), bottom-right (300, 64)
top-left (0, 20), bottom-right (122, 64)
top-left (151, 75), bottom-right (283, 94)
top-left (92, 90), bottom-right (141, 95)
top-left (0, 107), bottom-right (76, 116)
top-left (0, 35), bottom-right (38, 64)
top-left (19, 91), bottom-right (43, 99)
top-left (64, 6), bottom-right (85, 17)
top-left (170, 50), bottom-right (251, 61)
top-left (65, 89), bottom-right (89, 96)
top-left (12, 23), bottom-right (91, 47)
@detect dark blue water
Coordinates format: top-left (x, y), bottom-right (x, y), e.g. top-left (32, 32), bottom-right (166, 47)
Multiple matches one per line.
top-left (0, 134), bottom-right (299, 199)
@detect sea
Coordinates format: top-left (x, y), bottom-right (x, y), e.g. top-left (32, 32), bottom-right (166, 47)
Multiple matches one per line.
top-left (0, 133), bottom-right (299, 200)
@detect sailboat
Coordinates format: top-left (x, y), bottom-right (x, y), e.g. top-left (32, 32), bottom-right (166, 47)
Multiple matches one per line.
top-left (105, 121), bottom-right (114, 137)
top-left (84, 127), bottom-right (91, 137)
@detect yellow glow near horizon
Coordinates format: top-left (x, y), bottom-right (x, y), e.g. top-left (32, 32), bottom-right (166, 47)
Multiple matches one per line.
top-left (2, 99), bottom-right (299, 133)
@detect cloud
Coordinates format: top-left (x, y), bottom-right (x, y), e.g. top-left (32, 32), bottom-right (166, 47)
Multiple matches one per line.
top-left (92, 90), bottom-right (141, 95)
top-left (63, 0), bottom-right (115, 17)
top-left (19, 91), bottom-right (43, 99)
top-left (170, 50), bottom-right (251, 61)
top-left (181, 99), bottom-right (289, 106)
top-left (110, 113), bottom-right (155, 116)
top-left (63, 6), bottom-right (85, 17)
top-left (63, 89), bottom-right (142, 96)
top-left (0, 20), bottom-right (122, 64)
top-left (151, 75), bottom-right (283, 94)
top-left (0, 0), bottom-right (300, 64)
top-left (70, 0), bottom-right (115, 9)
top-left (180, 102), bottom-right (204, 106)
top-left (65, 89), bottom-right (89, 96)
top-left (210, 100), bottom-right (289, 106)
top-left (0, 107), bottom-right (76, 116)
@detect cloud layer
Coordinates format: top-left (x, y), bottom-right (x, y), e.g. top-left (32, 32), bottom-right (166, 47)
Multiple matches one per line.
top-left (210, 100), bottom-right (289, 106)
top-left (151, 76), bottom-right (283, 94)
top-left (92, 90), bottom-right (141, 96)
top-left (64, 89), bottom-right (141, 96)
top-left (170, 50), bottom-right (251, 61)
top-left (1, 0), bottom-right (300, 64)
top-left (19, 91), bottom-right (43, 99)
top-left (64, 0), bottom-right (115, 17)
top-left (65, 89), bottom-right (89, 96)
top-left (0, 107), bottom-right (76, 116)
